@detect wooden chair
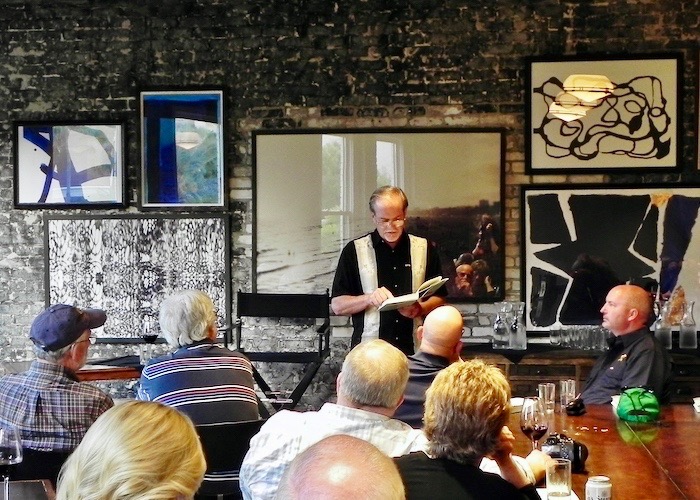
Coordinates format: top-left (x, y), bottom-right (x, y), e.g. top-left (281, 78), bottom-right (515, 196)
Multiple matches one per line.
top-left (233, 290), bottom-right (331, 415)
top-left (194, 419), bottom-right (266, 499)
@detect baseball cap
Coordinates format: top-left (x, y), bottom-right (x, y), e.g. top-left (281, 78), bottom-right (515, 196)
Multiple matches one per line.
top-left (30, 304), bottom-right (107, 351)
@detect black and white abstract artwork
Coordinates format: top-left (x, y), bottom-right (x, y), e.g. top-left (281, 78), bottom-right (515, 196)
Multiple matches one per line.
top-left (45, 214), bottom-right (230, 338)
top-left (526, 53), bottom-right (682, 174)
top-left (522, 185), bottom-right (700, 331)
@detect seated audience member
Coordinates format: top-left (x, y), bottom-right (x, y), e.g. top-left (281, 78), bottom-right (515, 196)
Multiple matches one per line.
top-left (240, 339), bottom-right (425, 500)
top-left (395, 359), bottom-right (540, 500)
top-left (394, 305), bottom-right (547, 483)
top-left (138, 290), bottom-right (259, 424)
top-left (276, 434), bottom-right (405, 500)
top-left (394, 305), bottom-right (464, 428)
top-left (56, 400), bottom-right (205, 500)
top-left (581, 284), bottom-right (673, 404)
top-left (0, 304), bottom-right (113, 484)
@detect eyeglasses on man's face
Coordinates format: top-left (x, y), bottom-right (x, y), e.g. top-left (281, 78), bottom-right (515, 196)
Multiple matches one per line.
top-left (373, 216), bottom-right (406, 227)
top-left (74, 333), bottom-right (97, 346)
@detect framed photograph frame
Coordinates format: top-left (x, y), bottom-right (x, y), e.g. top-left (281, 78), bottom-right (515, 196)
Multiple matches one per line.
top-left (44, 213), bottom-right (231, 342)
top-left (525, 53), bottom-right (683, 175)
top-left (253, 128), bottom-right (506, 303)
top-left (521, 184), bottom-right (700, 332)
top-left (14, 121), bottom-right (126, 208)
top-left (139, 88), bottom-right (226, 210)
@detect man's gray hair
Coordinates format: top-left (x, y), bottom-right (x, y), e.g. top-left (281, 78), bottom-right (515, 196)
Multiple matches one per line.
top-left (339, 339), bottom-right (408, 408)
top-left (369, 186), bottom-right (408, 214)
top-left (158, 290), bottom-right (217, 348)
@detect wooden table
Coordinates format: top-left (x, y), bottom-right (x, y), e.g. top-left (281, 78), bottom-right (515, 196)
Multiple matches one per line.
top-left (510, 404), bottom-right (698, 499)
top-left (76, 364), bottom-right (141, 381)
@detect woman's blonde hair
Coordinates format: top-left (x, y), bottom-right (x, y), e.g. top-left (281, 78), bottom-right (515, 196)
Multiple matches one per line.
top-left (424, 359), bottom-right (510, 464)
top-left (56, 401), bottom-right (206, 500)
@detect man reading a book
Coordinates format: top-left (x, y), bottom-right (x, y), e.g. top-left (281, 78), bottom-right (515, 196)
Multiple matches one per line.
top-left (331, 186), bottom-right (446, 355)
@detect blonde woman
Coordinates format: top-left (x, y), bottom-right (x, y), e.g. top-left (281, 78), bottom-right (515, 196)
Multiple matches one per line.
top-left (56, 401), bottom-right (206, 500)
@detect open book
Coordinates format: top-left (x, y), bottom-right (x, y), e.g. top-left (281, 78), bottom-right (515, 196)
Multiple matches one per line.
top-left (377, 276), bottom-right (448, 312)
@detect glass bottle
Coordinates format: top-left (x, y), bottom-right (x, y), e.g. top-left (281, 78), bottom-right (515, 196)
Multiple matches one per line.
top-left (508, 301), bottom-right (528, 350)
top-left (492, 302), bottom-right (511, 349)
top-left (653, 301), bottom-right (672, 349)
top-left (679, 300), bottom-right (697, 349)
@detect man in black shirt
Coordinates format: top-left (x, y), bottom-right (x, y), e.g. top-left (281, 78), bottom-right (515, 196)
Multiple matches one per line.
top-left (331, 186), bottom-right (446, 355)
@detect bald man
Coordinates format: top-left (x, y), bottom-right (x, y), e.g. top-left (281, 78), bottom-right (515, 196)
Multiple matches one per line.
top-left (275, 435), bottom-right (405, 500)
top-left (394, 305), bottom-right (464, 428)
top-left (581, 284), bottom-right (673, 404)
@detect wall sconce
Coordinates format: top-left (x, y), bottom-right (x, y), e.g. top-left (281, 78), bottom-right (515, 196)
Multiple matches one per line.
top-left (548, 74), bottom-right (615, 122)
top-left (175, 131), bottom-right (202, 150)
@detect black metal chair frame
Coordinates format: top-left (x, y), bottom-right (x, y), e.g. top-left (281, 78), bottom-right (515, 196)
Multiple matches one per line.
top-left (232, 289), bottom-right (331, 414)
top-left (195, 419), bottom-right (266, 499)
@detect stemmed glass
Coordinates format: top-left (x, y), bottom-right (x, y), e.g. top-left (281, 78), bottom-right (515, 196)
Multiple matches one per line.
top-left (520, 396), bottom-right (549, 450)
top-left (0, 423), bottom-right (23, 499)
top-left (140, 317), bottom-right (159, 365)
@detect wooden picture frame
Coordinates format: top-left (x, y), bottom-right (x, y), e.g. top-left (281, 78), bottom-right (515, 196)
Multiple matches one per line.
top-left (521, 184), bottom-right (700, 332)
top-left (14, 121), bottom-right (126, 208)
top-left (139, 89), bottom-right (226, 210)
top-left (253, 128), bottom-right (506, 303)
top-left (525, 53), bottom-right (683, 174)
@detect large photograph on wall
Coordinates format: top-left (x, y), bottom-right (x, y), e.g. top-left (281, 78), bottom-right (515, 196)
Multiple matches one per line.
top-left (522, 184), bottom-right (700, 331)
top-left (140, 89), bottom-right (226, 209)
top-left (14, 121), bottom-right (125, 208)
top-left (254, 128), bottom-right (505, 302)
top-left (526, 53), bottom-right (683, 174)
top-left (45, 214), bottom-right (230, 339)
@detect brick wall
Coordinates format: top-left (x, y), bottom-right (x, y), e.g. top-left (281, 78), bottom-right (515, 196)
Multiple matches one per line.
top-left (1, 0), bottom-right (698, 407)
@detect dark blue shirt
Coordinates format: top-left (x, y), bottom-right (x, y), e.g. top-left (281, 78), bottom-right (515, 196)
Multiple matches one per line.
top-left (394, 351), bottom-right (451, 428)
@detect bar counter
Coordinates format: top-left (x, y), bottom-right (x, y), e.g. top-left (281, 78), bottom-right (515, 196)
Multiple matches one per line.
top-left (510, 404), bottom-right (699, 499)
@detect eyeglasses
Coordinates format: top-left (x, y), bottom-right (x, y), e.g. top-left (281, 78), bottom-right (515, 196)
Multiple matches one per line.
top-left (374, 217), bottom-right (406, 227)
top-left (74, 334), bottom-right (96, 346)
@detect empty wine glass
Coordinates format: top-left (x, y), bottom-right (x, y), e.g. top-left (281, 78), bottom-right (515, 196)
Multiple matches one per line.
top-left (520, 396), bottom-right (548, 451)
top-left (0, 423), bottom-right (23, 499)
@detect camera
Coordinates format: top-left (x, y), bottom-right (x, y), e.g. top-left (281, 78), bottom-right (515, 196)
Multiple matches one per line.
top-left (541, 432), bottom-right (589, 472)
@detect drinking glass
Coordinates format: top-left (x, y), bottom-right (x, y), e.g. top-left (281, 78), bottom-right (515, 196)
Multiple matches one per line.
top-left (538, 382), bottom-right (556, 414)
top-left (0, 423), bottom-right (23, 500)
top-left (560, 379), bottom-right (576, 411)
top-left (546, 458), bottom-right (572, 498)
top-left (140, 317), bottom-right (159, 365)
top-left (520, 396), bottom-right (548, 450)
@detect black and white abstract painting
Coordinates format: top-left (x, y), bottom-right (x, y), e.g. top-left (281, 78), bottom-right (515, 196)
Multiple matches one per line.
top-left (522, 185), bottom-right (700, 331)
top-left (45, 214), bottom-right (230, 339)
top-left (526, 53), bottom-right (682, 174)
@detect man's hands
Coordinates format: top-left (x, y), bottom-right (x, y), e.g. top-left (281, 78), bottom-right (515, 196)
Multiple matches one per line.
top-left (367, 287), bottom-right (394, 308)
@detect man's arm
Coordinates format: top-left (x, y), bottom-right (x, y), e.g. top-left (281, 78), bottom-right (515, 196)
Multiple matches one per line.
top-left (331, 287), bottom-right (395, 316)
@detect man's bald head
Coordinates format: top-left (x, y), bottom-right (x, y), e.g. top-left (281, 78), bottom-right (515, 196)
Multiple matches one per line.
top-left (276, 435), bottom-right (405, 500)
top-left (417, 305), bottom-right (464, 361)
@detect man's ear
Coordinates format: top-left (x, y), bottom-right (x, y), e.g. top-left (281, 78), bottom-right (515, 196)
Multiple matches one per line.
top-left (416, 326), bottom-right (424, 345)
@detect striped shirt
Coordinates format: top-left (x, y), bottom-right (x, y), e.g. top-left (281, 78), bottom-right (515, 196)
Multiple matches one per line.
top-left (138, 341), bottom-right (259, 425)
top-left (0, 360), bottom-right (114, 452)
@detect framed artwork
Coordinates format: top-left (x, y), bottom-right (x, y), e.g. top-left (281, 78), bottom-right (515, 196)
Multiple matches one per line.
top-left (139, 89), bottom-right (226, 209)
top-left (253, 128), bottom-right (506, 303)
top-left (14, 121), bottom-right (126, 208)
top-left (521, 184), bottom-right (700, 332)
top-left (45, 213), bottom-right (230, 341)
top-left (526, 53), bottom-right (683, 174)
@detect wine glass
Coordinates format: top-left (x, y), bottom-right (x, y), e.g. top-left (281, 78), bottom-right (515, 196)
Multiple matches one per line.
top-left (520, 396), bottom-right (548, 451)
top-left (140, 317), bottom-right (159, 365)
top-left (0, 423), bottom-right (23, 499)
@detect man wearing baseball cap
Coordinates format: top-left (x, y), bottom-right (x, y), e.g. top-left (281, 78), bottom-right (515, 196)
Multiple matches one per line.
top-left (0, 304), bottom-right (114, 483)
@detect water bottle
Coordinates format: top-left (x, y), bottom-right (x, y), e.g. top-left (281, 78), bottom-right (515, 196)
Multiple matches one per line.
top-left (508, 301), bottom-right (527, 350)
top-left (679, 300), bottom-right (697, 349)
top-left (653, 301), bottom-right (672, 349)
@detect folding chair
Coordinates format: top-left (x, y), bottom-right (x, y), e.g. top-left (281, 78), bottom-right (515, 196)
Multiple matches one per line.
top-left (194, 419), bottom-right (266, 499)
top-left (233, 290), bottom-right (331, 415)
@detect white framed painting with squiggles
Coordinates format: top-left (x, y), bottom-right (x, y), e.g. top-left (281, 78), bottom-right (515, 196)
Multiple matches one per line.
top-left (525, 53), bottom-right (683, 175)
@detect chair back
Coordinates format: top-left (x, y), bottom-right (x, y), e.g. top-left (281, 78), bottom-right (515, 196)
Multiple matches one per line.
top-left (12, 448), bottom-right (72, 489)
top-left (195, 419), bottom-right (266, 498)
